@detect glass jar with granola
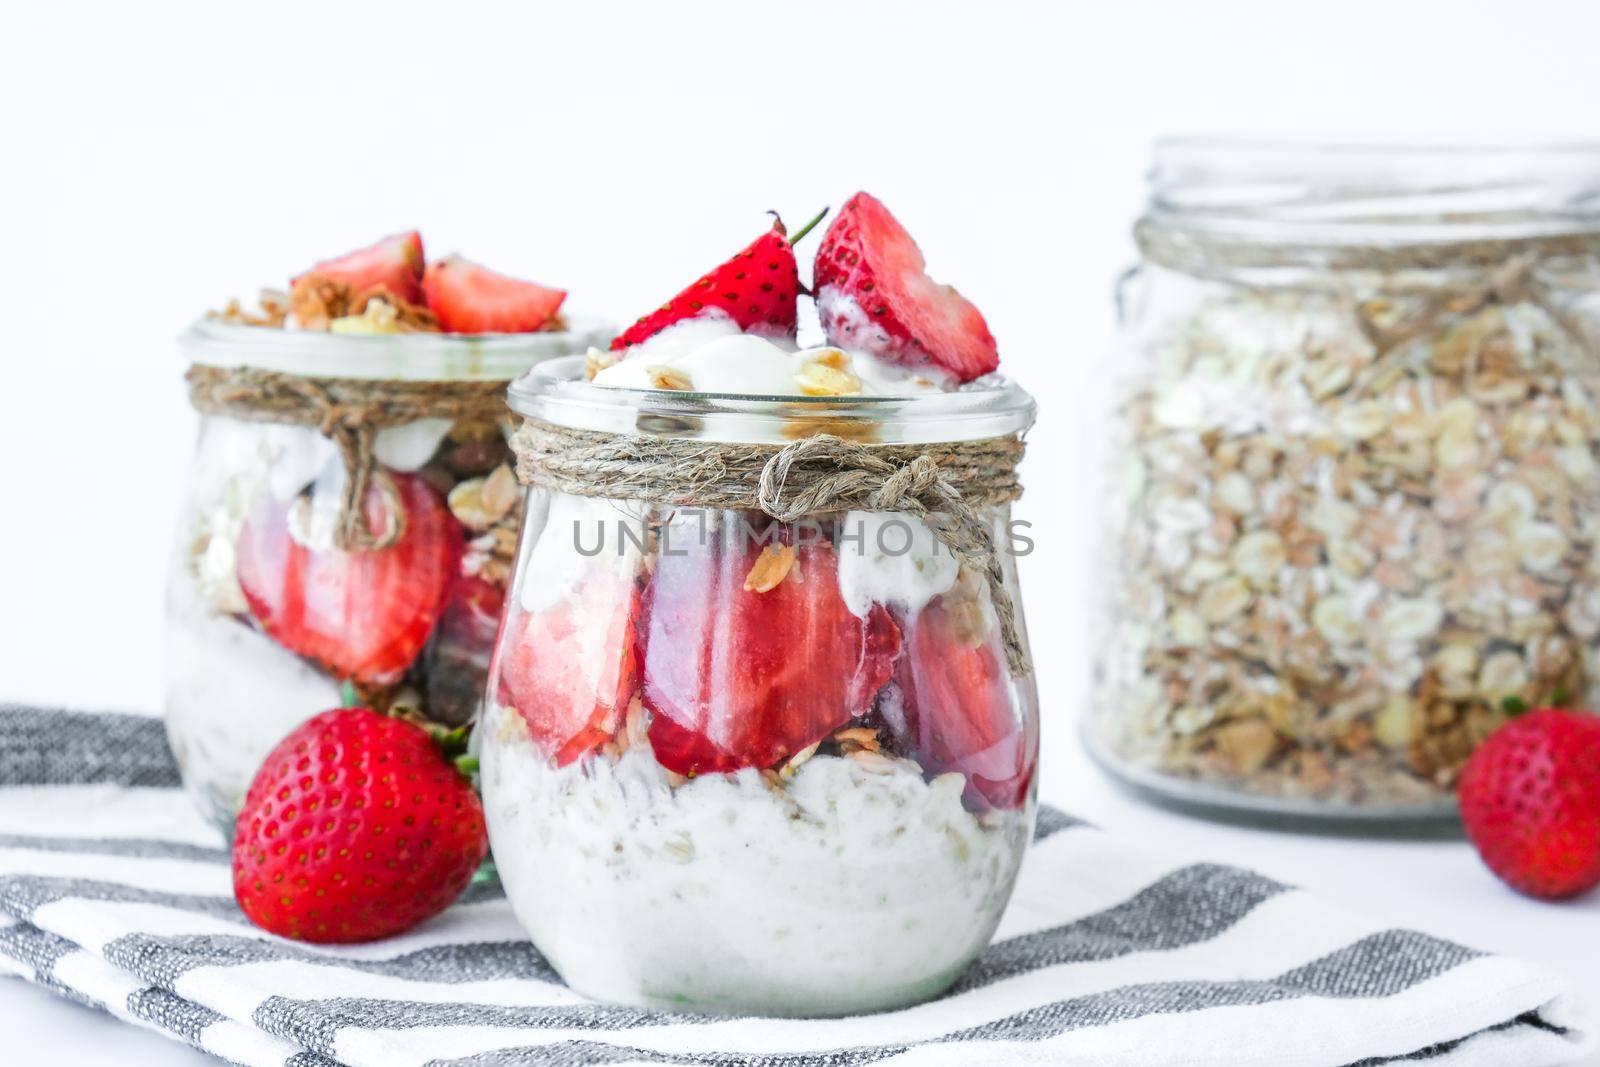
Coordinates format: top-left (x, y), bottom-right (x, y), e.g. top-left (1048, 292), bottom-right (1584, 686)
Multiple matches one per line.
top-left (1089, 141), bottom-right (1600, 823)
top-left (166, 232), bottom-right (606, 831)
top-left (480, 195), bottom-right (1039, 1015)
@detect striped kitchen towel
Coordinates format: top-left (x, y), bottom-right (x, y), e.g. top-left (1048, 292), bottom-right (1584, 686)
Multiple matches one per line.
top-left (0, 704), bottom-right (1590, 1067)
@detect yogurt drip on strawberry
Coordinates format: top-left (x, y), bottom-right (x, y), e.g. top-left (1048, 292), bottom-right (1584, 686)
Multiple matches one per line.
top-left (591, 313), bottom-right (945, 396)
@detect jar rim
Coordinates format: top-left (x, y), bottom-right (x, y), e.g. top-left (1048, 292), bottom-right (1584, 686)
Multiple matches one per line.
top-left (508, 355), bottom-right (1037, 444)
top-left (1143, 136), bottom-right (1600, 249)
top-left (180, 316), bottom-right (614, 382)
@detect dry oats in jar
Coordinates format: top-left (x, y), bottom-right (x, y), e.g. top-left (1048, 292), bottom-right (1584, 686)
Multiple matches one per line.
top-left (1089, 140), bottom-right (1600, 822)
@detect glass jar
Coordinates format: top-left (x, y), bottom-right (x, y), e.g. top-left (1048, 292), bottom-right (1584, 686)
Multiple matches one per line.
top-left (165, 319), bottom-right (608, 831)
top-left (1090, 140), bottom-right (1600, 823)
top-left (480, 358), bottom-right (1038, 1016)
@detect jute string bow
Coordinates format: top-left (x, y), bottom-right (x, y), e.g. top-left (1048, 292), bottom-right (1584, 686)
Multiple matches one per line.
top-left (511, 420), bottom-right (1032, 675)
top-left (186, 364), bottom-right (509, 550)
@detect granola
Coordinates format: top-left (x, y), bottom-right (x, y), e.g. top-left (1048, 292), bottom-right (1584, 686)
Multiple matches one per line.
top-left (1094, 275), bottom-right (1600, 808)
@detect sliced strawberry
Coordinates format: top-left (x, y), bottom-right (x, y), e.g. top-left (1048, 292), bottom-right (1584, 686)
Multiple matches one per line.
top-left (497, 568), bottom-right (640, 766)
top-left (421, 255), bottom-right (567, 334)
top-left (292, 231), bottom-right (425, 305)
top-left (814, 192), bottom-right (998, 383)
top-left (638, 529), bottom-right (901, 775)
top-left (610, 220), bottom-right (801, 350)
top-left (235, 472), bottom-right (463, 687)
top-left (888, 595), bottom-right (1032, 810)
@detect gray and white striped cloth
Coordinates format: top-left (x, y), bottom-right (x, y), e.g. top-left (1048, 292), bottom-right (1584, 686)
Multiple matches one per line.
top-left (0, 704), bottom-right (1590, 1067)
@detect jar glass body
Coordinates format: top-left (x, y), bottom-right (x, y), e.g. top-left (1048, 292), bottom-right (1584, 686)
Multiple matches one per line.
top-left (164, 321), bottom-right (605, 831)
top-left (1089, 141), bottom-right (1600, 822)
top-left (480, 360), bottom-right (1039, 1015)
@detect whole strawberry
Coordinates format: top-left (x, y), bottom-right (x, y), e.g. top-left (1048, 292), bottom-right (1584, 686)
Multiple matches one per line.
top-left (609, 210), bottom-right (825, 351)
top-left (233, 707), bottom-right (488, 942)
top-left (1458, 707), bottom-right (1600, 900)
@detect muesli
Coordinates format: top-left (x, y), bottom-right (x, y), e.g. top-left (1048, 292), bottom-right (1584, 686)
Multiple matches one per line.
top-left (1094, 266), bottom-right (1600, 808)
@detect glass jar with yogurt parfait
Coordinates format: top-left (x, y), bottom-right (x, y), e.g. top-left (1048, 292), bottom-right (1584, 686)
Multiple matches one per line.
top-left (167, 317), bottom-right (608, 832)
top-left (481, 353), bottom-right (1039, 1017)
top-left (1089, 139), bottom-right (1600, 824)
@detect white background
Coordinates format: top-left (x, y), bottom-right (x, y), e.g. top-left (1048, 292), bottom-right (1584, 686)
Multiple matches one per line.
top-left (3, 0), bottom-right (1600, 1063)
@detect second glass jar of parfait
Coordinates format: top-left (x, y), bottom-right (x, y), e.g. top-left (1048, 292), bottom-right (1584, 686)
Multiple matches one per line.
top-left (165, 319), bottom-right (607, 831)
top-left (480, 359), bottom-right (1039, 1017)
top-left (1090, 139), bottom-right (1600, 823)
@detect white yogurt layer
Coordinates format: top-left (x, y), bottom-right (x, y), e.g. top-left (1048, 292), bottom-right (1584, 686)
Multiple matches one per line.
top-left (165, 598), bottom-right (341, 829)
top-left (480, 703), bottom-right (1030, 1016)
top-left (836, 511), bottom-right (961, 619)
top-left (591, 313), bottom-right (943, 396)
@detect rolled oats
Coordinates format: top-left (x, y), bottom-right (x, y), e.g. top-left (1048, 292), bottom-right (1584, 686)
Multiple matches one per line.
top-left (1095, 267), bottom-right (1600, 809)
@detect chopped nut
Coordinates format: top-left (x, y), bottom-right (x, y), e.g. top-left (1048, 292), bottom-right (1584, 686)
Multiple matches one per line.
top-left (480, 464), bottom-right (521, 518)
top-left (780, 740), bottom-right (820, 778)
top-left (448, 474), bottom-right (517, 531)
top-left (743, 544), bottom-right (797, 593)
top-left (833, 726), bottom-right (881, 753)
top-left (1212, 719), bottom-right (1279, 775)
top-left (794, 348), bottom-right (863, 397)
top-left (584, 347), bottom-right (619, 380)
top-left (647, 366), bottom-right (694, 391)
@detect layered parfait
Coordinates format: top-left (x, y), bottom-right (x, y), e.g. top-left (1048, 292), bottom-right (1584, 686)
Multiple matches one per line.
top-left (167, 232), bottom-right (599, 829)
top-left (482, 194), bottom-right (1038, 1016)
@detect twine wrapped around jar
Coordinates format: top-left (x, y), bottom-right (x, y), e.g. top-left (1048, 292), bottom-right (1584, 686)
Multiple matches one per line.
top-left (185, 364), bottom-right (509, 550)
top-left (1135, 222), bottom-right (1600, 382)
top-left (510, 420), bottom-right (1033, 675)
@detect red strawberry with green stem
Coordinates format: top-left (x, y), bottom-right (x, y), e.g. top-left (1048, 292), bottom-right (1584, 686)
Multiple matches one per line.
top-left (422, 255), bottom-right (567, 334)
top-left (233, 706), bottom-right (488, 943)
top-left (235, 471), bottom-right (464, 686)
top-left (293, 231), bottom-right (425, 306)
top-left (1458, 707), bottom-right (1600, 899)
top-left (637, 528), bottom-right (901, 776)
top-left (609, 209), bottom-right (827, 351)
top-left (497, 566), bottom-right (641, 767)
top-left (814, 192), bottom-right (998, 383)
top-left (886, 593), bottom-right (1033, 811)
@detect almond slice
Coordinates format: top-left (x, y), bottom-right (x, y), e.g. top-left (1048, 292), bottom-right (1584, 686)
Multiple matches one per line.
top-left (585, 347), bottom-right (620, 380)
top-left (647, 366), bottom-right (694, 391)
top-left (743, 544), bottom-right (796, 593)
top-left (480, 464), bottom-right (521, 519)
top-left (780, 739), bottom-right (821, 778)
top-left (794, 348), bottom-right (863, 397)
top-left (833, 726), bottom-right (881, 752)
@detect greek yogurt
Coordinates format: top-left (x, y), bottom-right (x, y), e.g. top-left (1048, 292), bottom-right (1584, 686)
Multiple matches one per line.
top-left (480, 703), bottom-right (1028, 1016)
top-left (165, 592), bottom-right (341, 830)
top-left (836, 510), bottom-right (961, 619)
